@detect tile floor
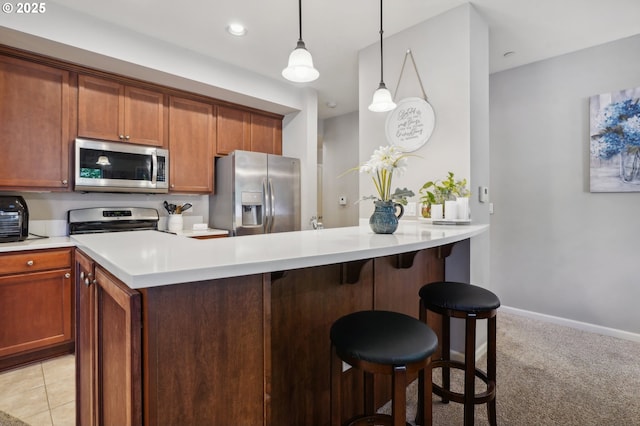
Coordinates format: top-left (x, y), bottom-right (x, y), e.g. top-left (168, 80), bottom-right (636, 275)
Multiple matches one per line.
top-left (0, 355), bottom-right (75, 426)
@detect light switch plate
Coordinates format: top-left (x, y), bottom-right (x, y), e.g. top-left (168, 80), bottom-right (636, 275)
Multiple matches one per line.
top-left (479, 186), bottom-right (489, 203)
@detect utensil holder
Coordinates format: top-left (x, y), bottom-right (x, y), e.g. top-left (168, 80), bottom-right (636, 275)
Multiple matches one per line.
top-left (167, 214), bottom-right (183, 232)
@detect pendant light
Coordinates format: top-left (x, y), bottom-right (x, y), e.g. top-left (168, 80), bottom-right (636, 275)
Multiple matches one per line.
top-left (368, 0), bottom-right (396, 112)
top-left (282, 0), bottom-right (319, 83)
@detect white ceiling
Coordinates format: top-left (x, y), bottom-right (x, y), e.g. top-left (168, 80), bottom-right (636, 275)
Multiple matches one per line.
top-left (49, 0), bottom-right (640, 119)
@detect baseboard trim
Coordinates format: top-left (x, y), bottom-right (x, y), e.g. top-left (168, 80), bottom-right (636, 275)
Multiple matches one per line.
top-left (501, 305), bottom-right (640, 343)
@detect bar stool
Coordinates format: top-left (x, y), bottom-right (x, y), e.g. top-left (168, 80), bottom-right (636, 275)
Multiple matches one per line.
top-left (416, 282), bottom-right (500, 426)
top-left (330, 310), bottom-right (438, 426)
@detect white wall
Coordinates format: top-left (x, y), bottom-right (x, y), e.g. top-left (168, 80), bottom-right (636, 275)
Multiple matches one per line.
top-left (321, 111), bottom-right (359, 228)
top-left (282, 89), bottom-right (319, 228)
top-left (358, 5), bottom-right (490, 289)
top-left (490, 34), bottom-right (640, 334)
top-left (358, 5), bottom-right (479, 218)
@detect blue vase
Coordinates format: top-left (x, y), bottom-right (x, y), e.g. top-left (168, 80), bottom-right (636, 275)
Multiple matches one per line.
top-left (369, 200), bottom-right (404, 234)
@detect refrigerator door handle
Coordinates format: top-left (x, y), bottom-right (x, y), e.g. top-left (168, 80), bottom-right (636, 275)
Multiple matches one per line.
top-left (262, 178), bottom-right (270, 233)
top-left (268, 178), bottom-right (275, 233)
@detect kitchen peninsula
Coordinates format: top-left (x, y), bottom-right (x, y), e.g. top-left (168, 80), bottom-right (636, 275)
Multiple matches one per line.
top-left (72, 221), bottom-right (487, 425)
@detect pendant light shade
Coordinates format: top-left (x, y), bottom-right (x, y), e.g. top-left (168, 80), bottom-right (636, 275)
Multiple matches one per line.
top-left (368, 0), bottom-right (396, 112)
top-left (282, 0), bottom-right (319, 83)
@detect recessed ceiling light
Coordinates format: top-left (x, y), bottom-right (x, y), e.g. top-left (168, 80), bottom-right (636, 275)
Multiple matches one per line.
top-left (227, 23), bottom-right (247, 37)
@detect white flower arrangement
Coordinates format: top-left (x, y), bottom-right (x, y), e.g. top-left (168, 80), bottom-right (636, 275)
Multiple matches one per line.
top-left (357, 145), bottom-right (414, 204)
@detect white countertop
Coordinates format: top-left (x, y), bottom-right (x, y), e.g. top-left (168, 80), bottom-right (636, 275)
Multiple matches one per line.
top-left (71, 221), bottom-right (488, 289)
top-left (166, 228), bottom-right (229, 238)
top-left (0, 236), bottom-right (74, 252)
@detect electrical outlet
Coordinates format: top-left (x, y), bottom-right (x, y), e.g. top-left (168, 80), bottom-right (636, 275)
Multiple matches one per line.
top-left (405, 202), bottom-right (417, 217)
top-left (338, 195), bottom-right (347, 206)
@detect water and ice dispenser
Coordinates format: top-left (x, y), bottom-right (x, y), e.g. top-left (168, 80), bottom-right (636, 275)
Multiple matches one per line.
top-left (241, 192), bottom-right (263, 226)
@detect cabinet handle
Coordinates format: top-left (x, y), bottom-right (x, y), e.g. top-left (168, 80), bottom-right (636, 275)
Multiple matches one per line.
top-left (62, 179), bottom-right (68, 185)
top-left (119, 134), bottom-right (125, 140)
top-left (125, 135), bottom-right (130, 140)
top-left (80, 271), bottom-right (85, 280)
top-left (64, 273), bottom-right (71, 279)
top-left (84, 278), bottom-right (92, 287)
top-left (26, 260), bottom-right (34, 266)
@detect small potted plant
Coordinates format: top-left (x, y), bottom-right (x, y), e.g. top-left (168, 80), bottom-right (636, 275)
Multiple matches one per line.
top-left (419, 172), bottom-right (469, 218)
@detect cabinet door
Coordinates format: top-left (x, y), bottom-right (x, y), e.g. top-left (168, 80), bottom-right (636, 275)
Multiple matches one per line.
top-left (169, 96), bottom-right (215, 193)
top-left (75, 250), bottom-right (96, 426)
top-left (124, 85), bottom-right (166, 146)
top-left (216, 105), bottom-right (250, 155)
top-left (78, 74), bottom-right (124, 142)
top-left (78, 75), bottom-right (166, 146)
top-left (0, 55), bottom-right (70, 190)
top-left (94, 266), bottom-right (142, 426)
top-left (250, 113), bottom-right (282, 155)
top-left (0, 269), bottom-right (73, 357)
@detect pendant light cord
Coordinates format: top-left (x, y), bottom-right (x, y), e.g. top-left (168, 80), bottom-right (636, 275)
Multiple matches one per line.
top-left (378, 0), bottom-right (384, 85)
top-left (298, 0), bottom-right (303, 42)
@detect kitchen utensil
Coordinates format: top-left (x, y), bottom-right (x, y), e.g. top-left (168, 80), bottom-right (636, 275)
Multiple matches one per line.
top-left (163, 201), bottom-right (177, 214)
top-left (181, 203), bottom-right (192, 212)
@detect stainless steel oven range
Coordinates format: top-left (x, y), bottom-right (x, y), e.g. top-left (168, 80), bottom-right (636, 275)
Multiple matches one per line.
top-left (67, 207), bottom-right (159, 235)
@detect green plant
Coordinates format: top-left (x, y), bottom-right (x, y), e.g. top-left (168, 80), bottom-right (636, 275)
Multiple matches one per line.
top-left (419, 172), bottom-right (469, 206)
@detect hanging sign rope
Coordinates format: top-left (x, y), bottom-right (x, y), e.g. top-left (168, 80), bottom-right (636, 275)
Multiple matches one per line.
top-left (385, 49), bottom-right (436, 152)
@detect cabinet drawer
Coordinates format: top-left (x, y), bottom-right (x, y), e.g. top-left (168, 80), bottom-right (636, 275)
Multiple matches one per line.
top-left (0, 248), bottom-right (72, 275)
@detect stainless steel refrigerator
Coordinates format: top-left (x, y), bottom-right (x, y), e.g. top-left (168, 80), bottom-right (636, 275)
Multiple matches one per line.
top-left (209, 150), bottom-right (301, 236)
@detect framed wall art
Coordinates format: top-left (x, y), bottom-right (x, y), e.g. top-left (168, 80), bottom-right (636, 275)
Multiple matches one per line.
top-left (590, 86), bottom-right (640, 192)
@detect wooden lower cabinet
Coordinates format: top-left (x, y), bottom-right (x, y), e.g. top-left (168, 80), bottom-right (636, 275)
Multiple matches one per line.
top-left (76, 249), bottom-right (268, 425)
top-left (0, 248), bottom-right (74, 371)
top-left (75, 250), bottom-right (96, 426)
top-left (75, 251), bottom-right (142, 426)
top-left (76, 246), bottom-right (453, 425)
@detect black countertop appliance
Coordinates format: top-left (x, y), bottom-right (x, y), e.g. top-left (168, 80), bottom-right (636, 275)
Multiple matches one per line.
top-left (0, 195), bottom-right (29, 242)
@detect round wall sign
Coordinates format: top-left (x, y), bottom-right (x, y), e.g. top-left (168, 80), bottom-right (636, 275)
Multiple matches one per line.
top-left (385, 97), bottom-right (435, 152)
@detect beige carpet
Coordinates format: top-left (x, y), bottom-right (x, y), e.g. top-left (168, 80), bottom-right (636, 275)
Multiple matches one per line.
top-left (381, 311), bottom-right (640, 425)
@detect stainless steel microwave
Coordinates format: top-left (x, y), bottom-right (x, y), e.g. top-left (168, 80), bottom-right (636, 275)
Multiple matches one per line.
top-left (74, 138), bottom-right (169, 193)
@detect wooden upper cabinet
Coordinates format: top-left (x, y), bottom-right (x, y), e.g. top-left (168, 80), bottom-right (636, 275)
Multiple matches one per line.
top-left (168, 96), bottom-right (215, 193)
top-left (216, 106), bottom-right (283, 156)
top-left (250, 113), bottom-right (282, 155)
top-left (0, 55), bottom-right (71, 190)
top-left (216, 105), bottom-right (249, 155)
top-left (78, 75), bottom-right (166, 147)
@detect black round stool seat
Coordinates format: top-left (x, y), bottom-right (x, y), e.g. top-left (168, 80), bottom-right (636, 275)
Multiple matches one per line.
top-left (330, 310), bottom-right (438, 426)
top-left (416, 281), bottom-right (500, 426)
top-left (419, 281), bottom-right (500, 314)
top-left (330, 310), bottom-right (438, 366)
